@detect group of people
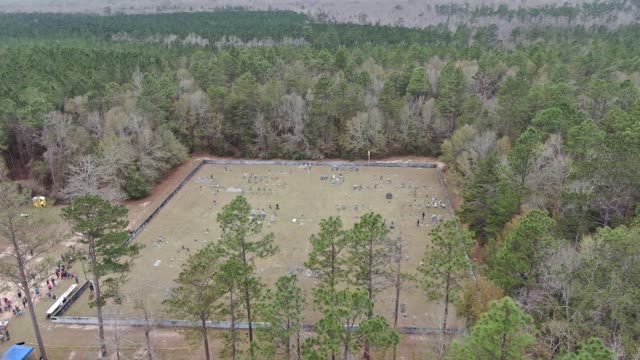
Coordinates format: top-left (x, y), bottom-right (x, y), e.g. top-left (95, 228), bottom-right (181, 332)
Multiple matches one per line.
top-left (0, 261), bottom-right (78, 318)
top-left (54, 263), bottom-right (76, 280)
top-left (2, 297), bottom-right (22, 316)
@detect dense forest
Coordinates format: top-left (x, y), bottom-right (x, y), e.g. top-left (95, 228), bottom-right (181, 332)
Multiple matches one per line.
top-left (1, 8), bottom-right (640, 358)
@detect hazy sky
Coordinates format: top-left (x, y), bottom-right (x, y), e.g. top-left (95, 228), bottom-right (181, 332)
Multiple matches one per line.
top-left (0, 0), bottom-right (630, 30)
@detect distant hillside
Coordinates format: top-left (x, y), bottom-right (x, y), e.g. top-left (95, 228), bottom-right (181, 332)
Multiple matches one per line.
top-left (1, 0), bottom-right (638, 31)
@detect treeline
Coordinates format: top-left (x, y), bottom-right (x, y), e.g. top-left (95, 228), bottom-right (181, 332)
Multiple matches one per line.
top-left (436, 0), bottom-right (634, 22)
top-left (0, 11), bottom-right (307, 41)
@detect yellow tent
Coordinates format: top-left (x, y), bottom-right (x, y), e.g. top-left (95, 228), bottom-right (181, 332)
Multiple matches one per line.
top-left (32, 196), bottom-right (46, 208)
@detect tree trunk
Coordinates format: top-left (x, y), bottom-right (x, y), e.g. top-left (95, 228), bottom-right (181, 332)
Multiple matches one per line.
top-left (393, 243), bottom-right (402, 360)
top-left (89, 238), bottom-right (108, 358)
top-left (285, 319), bottom-right (291, 360)
top-left (343, 321), bottom-right (350, 360)
top-left (8, 216), bottom-right (48, 360)
top-left (48, 157), bottom-right (57, 189)
top-left (296, 328), bottom-right (301, 360)
top-left (201, 313), bottom-right (211, 360)
top-left (114, 318), bottom-right (121, 360)
top-left (440, 272), bottom-right (451, 360)
top-left (143, 308), bottom-right (153, 360)
top-left (230, 290), bottom-right (237, 360)
top-left (240, 247), bottom-right (254, 353)
top-left (363, 242), bottom-right (374, 360)
top-left (20, 270), bottom-right (48, 360)
top-left (331, 244), bottom-right (337, 360)
top-left (243, 280), bottom-right (253, 349)
top-left (499, 333), bottom-right (508, 360)
top-left (93, 273), bottom-right (108, 358)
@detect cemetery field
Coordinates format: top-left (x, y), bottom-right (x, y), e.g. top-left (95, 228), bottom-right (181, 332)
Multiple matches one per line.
top-left (65, 161), bottom-right (463, 329)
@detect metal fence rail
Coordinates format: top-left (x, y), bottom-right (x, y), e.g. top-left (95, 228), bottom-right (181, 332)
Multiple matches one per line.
top-left (202, 159), bottom-right (437, 168)
top-left (49, 280), bottom-right (90, 319)
top-left (51, 316), bottom-right (465, 335)
top-left (126, 160), bottom-right (207, 243)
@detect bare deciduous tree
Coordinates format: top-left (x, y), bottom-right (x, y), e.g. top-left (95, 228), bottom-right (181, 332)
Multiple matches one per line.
top-left (41, 111), bottom-right (88, 190)
top-left (516, 245), bottom-right (580, 356)
top-left (276, 94), bottom-right (308, 147)
top-left (132, 67), bottom-right (144, 94)
top-left (527, 134), bottom-right (572, 216)
top-left (344, 108), bottom-right (386, 155)
top-left (62, 155), bottom-right (124, 201)
top-left (85, 110), bottom-right (105, 139)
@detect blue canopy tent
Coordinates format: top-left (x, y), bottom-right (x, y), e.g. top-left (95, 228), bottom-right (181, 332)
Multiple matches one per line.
top-left (2, 345), bottom-right (34, 360)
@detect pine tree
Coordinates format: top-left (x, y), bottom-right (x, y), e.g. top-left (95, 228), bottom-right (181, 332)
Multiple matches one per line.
top-left (62, 195), bottom-right (141, 358)
top-left (305, 216), bottom-right (347, 292)
top-left (558, 338), bottom-right (615, 360)
top-left (436, 63), bottom-right (467, 136)
top-left (417, 218), bottom-right (474, 358)
top-left (216, 258), bottom-right (254, 360)
top-left (447, 297), bottom-right (536, 360)
top-left (490, 210), bottom-right (556, 294)
top-left (164, 244), bottom-right (226, 360)
top-left (256, 275), bottom-right (305, 359)
top-left (460, 153), bottom-right (518, 241)
top-left (346, 212), bottom-right (395, 359)
top-left (406, 67), bottom-right (429, 97)
top-left (508, 126), bottom-right (544, 204)
top-left (216, 195), bottom-right (278, 355)
top-left (303, 288), bottom-right (398, 360)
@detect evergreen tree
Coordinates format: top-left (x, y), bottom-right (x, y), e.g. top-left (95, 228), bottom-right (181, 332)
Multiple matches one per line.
top-left (257, 275), bottom-right (305, 359)
top-left (406, 67), bottom-right (429, 97)
top-left (346, 212), bottom-right (395, 359)
top-left (496, 73), bottom-right (531, 137)
top-left (62, 195), bottom-right (141, 358)
top-left (436, 63), bottom-right (467, 136)
top-left (558, 338), bottom-right (615, 360)
top-left (490, 210), bottom-right (557, 294)
top-left (508, 126), bottom-right (544, 205)
top-left (447, 297), bottom-right (536, 360)
top-left (164, 244), bottom-right (226, 360)
top-left (417, 218), bottom-right (474, 358)
top-left (217, 258), bottom-right (254, 360)
top-left (460, 153), bottom-right (519, 240)
top-left (306, 216), bottom-right (347, 292)
top-left (303, 288), bottom-right (398, 360)
top-left (216, 196), bottom-right (278, 355)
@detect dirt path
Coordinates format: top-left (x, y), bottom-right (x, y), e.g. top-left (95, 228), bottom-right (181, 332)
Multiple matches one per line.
top-left (124, 154), bottom-right (211, 229)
